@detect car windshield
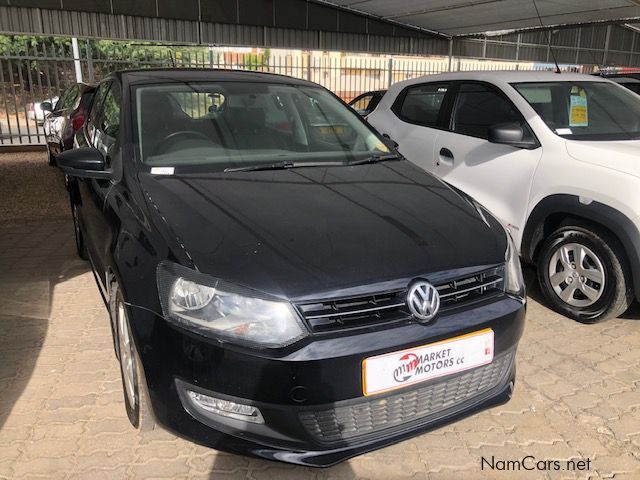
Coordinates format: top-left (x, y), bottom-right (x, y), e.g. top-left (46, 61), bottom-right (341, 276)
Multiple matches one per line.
top-left (511, 81), bottom-right (640, 141)
top-left (134, 81), bottom-right (390, 170)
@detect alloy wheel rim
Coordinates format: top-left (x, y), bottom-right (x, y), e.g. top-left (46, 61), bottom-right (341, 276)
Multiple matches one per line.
top-left (548, 242), bottom-right (605, 308)
top-left (117, 302), bottom-right (137, 407)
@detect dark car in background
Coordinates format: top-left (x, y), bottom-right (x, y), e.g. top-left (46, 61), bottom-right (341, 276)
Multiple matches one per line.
top-left (348, 90), bottom-right (386, 117)
top-left (593, 72), bottom-right (640, 94)
top-left (607, 76), bottom-right (640, 94)
top-left (43, 83), bottom-right (96, 165)
top-left (55, 69), bottom-right (525, 466)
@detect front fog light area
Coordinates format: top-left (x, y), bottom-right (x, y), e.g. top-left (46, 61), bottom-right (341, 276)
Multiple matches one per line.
top-left (187, 390), bottom-right (265, 424)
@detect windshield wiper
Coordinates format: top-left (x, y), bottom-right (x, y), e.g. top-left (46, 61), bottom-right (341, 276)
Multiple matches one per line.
top-left (224, 160), bottom-right (346, 173)
top-left (347, 153), bottom-right (402, 166)
top-left (224, 161), bottom-right (295, 172)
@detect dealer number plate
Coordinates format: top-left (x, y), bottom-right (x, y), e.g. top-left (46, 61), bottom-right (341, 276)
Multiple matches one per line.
top-left (362, 329), bottom-right (494, 396)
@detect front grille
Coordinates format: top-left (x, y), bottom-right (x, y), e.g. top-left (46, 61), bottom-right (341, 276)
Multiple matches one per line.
top-left (296, 291), bottom-right (409, 333)
top-left (437, 266), bottom-right (504, 312)
top-left (299, 351), bottom-right (514, 444)
top-left (296, 266), bottom-right (504, 333)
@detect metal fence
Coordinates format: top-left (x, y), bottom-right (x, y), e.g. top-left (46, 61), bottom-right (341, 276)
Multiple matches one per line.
top-left (0, 38), bottom-right (585, 145)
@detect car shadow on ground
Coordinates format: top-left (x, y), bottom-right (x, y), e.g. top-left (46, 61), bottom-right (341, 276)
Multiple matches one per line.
top-left (207, 444), bottom-right (358, 479)
top-left (0, 152), bottom-right (90, 430)
top-left (0, 220), bottom-right (90, 429)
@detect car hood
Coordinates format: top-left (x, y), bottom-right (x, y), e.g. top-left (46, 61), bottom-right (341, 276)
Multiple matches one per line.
top-left (566, 139), bottom-right (640, 178)
top-left (140, 161), bottom-right (506, 301)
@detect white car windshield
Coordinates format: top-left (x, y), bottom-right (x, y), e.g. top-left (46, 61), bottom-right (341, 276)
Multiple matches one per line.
top-left (134, 81), bottom-right (390, 170)
top-left (512, 81), bottom-right (640, 141)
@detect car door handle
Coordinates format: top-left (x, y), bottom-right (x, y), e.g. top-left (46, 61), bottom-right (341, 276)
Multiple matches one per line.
top-left (437, 148), bottom-right (454, 166)
top-left (439, 148), bottom-right (454, 159)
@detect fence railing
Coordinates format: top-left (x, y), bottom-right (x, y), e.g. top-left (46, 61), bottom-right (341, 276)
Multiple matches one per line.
top-left (0, 39), bottom-right (583, 145)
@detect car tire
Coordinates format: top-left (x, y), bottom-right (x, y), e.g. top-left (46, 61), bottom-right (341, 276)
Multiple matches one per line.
top-left (111, 283), bottom-right (156, 431)
top-left (537, 224), bottom-right (633, 323)
top-left (69, 197), bottom-right (89, 261)
top-left (47, 147), bottom-right (56, 166)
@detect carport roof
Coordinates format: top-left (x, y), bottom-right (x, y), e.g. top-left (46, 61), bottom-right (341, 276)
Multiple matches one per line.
top-left (326, 0), bottom-right (640, 36)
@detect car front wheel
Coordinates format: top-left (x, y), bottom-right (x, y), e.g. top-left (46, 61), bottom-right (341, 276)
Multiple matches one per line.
top-left (47, 147), bottom-right (56, 166)
top-left (111, 283), bottom-right (155, 431)
top-left (537, 225), bottom-right (633, 323)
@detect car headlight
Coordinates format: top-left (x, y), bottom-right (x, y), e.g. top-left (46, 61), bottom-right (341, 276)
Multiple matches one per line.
top-left (157, 262), bottom-right (308, 348)
top-left (504, 230), bottom-right (525, 297)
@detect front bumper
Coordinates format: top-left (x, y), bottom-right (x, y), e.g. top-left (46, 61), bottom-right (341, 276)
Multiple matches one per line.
top-left (132, 295), bottom-right (525, 466)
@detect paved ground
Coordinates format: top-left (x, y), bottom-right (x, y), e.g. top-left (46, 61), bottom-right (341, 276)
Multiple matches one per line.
top-left (0, 151), bottom-right (68, 224)
top-left (0, 153), bottom-right (639, 479)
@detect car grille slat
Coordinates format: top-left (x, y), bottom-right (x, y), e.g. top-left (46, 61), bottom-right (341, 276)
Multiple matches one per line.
top-left (304, 302), bottom-right (406, 320)
top-left (299, 351), bottom-right (514, 444)
top-left (296, 266), bottom-right (505, 333)
top-left (436, 266), bottom-right (504, 310)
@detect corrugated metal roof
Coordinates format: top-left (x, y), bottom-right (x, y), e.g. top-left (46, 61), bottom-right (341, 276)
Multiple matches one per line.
top-left (0, 5), bottom-right (449, 55)
top-left (1, 3), bottom-right (640, 66)
top-left (328, 0), bottom-right (640, 36)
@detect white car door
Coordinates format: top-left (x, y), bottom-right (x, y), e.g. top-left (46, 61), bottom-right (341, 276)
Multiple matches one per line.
top-left (369, 82), bottom-right (451, 176)
top-left (432, 82), bottom-right (543, 242)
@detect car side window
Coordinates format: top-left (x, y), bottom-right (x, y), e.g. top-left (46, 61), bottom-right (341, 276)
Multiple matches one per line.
top-left (86, 82), bottom-right (111, 147)
top-left (93, 83), bottom-right (121, 162)
top-left (393, 83), bottom-right (449, 127)
top-left (368, 93), bottom-right (383, 112)
top-left (62, 85), bottom-right (79, 110)
top-left (352, 94), bottom-right (373, 112)
top-left (53, 95), bottom-right (64, 112)
top-left (452, 83), bottom-right (525, 139)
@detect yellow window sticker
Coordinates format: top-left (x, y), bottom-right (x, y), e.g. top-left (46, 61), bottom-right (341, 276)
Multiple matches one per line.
top-left (569, 86), bottom-right (588, 127)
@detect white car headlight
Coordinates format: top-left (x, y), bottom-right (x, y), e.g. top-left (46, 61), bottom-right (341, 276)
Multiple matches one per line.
top-left (504, 230), bottom-right (525, 297)
top-left (157, 263), bottom-right (307, 348)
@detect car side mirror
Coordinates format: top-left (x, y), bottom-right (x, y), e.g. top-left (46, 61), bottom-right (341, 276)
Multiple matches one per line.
top-left (488, 123), bottom-right (538, 149)
top-left (382, 133), bottom-right (399, 149)
top-left (40, 102), bottom-right (53, 112)
top-left (55, 147), bottom-right (112, 179)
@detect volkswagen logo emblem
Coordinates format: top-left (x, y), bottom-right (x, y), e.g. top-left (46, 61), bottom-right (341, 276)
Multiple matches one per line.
top-left (407, 281), bottom-right (440, 322)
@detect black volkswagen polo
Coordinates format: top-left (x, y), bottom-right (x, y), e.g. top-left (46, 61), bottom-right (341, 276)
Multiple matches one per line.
top-left (56, 69), bottom-right (526, 467)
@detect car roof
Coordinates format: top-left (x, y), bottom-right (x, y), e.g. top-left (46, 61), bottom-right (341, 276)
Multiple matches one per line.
top-left (110, 68), bottom-right (317, 87)
top-left (78, 83), bottom-right (96, 93)
top-left (352, 90), bottom-right (386, 98)
top-left (394, 70), bottom-right (610, 85)
top-left (381, 70), bottom-right (615, 101)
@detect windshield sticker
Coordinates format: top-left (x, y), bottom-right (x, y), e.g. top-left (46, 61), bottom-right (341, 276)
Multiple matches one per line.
top-left (555, 128), bottom-right (572, 135)
top-left (150, 167), bottom-right (175, 175)
top-left (569, 86), bottom-right (588, 127)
